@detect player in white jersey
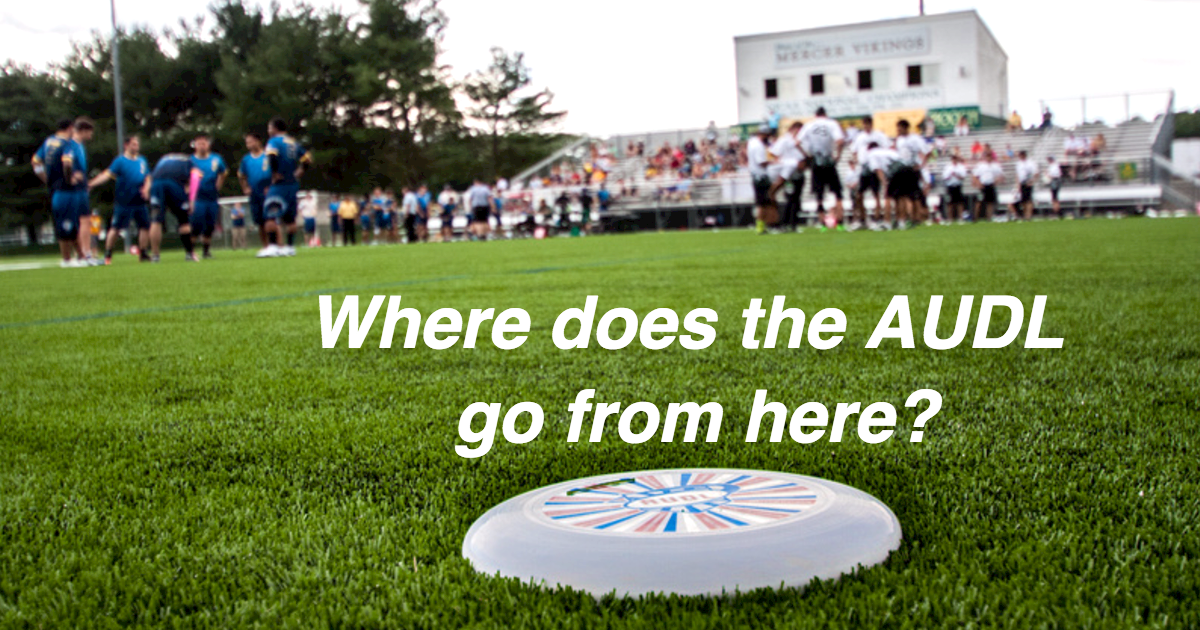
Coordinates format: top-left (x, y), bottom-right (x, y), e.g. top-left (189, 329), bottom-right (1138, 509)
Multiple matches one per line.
top-left (1045, 156), bottom-right (1063, 218)
top-left (892, 119), bottom-right (931, 228)
top-left (848, 115), bottom-right (889, 227)
top-left (768, 121), bottom-right (806, 232)
top-left (866, 142), bottom-right (903, 230)
top-left (747, 125), bottom-right (775, 234)
top-left (941, 154), bottom-right (969, 224)
top-left (971, 151), bottom-right (1005, 221)
top-left (797, 107), bottom-right (846, 230)
top-left (1013, 150), bottom-right (1038, 221)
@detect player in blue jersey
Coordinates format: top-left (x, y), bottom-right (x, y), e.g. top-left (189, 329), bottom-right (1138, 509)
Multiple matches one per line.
top-left (146, 152), bottom-right (200, 262)
top-left (88, 135), bottom-right (151, 264)
top-left (190, 134), bottom-right (227, 259)
top-left (327, 194), bottom-right (341, 244)
top-left (260, 117), bottom-right (311, 257)
top-left (238, 132), bottom-right (272, 251)
top-left (415, 184), bottom-right (431, 242)
top-left (51, 118), bottom-right (98, 266)
top-left (369, 187), bottom-right (389, 244)
top-left (32, 119), bottom-right (84, 267)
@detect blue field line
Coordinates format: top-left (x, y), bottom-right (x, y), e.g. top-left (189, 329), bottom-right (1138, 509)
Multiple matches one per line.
top-left (0, 247), bottom-right (746, 330)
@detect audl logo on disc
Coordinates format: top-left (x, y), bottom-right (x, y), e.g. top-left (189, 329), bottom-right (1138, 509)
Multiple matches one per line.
top-left (463, 468), bottom-right (902, 597)
top-left (535, 471), bottom-right (831, 536)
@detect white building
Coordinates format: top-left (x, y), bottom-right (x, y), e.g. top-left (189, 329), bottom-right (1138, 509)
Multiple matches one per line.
top-left (734, 11), bottom-right (1008, 126)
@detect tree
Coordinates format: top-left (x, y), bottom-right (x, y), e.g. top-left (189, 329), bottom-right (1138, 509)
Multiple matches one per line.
top-left (0, 63), bottom-right (71, 244)
top-left (464, 48), bottom-right (565, 179)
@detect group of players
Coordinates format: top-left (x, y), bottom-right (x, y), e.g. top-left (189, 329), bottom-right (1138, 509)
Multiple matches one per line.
top-left (32, 116), bottom-right (310, 266)
top-left (746, 108), bottom-right (1065, 233)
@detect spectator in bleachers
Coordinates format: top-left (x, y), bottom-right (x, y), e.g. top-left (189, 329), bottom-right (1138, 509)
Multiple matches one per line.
top-left (955, 115), bottom-right (971, 137)
top-left (971, 140), bottom-right (984, 160)
top-left (1006, 110), bottom-right (1023, 133)
top-left (922, 117), bottom-right (937, 140)
top-left (706, 121), bottom-right (719, 144)
top-left (1090, 134), bottom-right (1107, 155)
top-left (1041, 108), bottom-right (1054, 131)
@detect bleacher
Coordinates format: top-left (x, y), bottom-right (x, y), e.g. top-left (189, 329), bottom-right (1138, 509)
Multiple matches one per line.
top-left (523, 113), bottom-right (1164, 227)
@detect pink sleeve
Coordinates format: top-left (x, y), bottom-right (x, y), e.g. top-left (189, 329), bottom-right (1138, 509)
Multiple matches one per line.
top-left (189, 169), bottom-right (202, 200)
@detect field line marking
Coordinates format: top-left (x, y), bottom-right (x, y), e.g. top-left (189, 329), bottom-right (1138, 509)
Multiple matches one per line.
top-left (0, 247), bottom-right (745, 330)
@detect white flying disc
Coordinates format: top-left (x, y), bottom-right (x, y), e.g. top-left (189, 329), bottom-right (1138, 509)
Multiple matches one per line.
top-left (462, 468), bottom-right (901, 597)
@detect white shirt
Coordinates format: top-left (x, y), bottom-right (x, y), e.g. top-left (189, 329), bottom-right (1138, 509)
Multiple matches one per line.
top-left (895, 134), bottom-right (930, 167)
top-left (797, 117), bottom-right (845, 165)
top-left (1046, 162), bottom-right (1063, 180)
top-left (300, 195), bottom-right (317, 219)
top-left (866, 147), bottom-right (901, 175)
top-left (496, 178), bottom-right (509, 192)
top-left (437, 191), bottom-right (456, 207)
top-left (973, 162), bottom-right (1004, 186)
top-left (942, 163), bottom-right (968, 187)
top-left (402, 192), bottom-right (419, 215)
top-left (747, 136), bottom-right (769, 179)
top-left (466, 184), bottom-right (492, 208)
top-left (850, 130), bottom-right (890, 165)
top-left (1015, 159), bottom-right (1038, 185)
top-left (769, 133), bottom-right (805, 168)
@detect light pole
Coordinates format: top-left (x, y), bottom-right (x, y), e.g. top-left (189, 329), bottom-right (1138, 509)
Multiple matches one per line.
top-left (110, 0), bottom-right (125, 152)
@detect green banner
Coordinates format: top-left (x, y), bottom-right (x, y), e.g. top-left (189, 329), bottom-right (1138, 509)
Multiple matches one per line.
top-left (926, 106), bottom-right (982, 135)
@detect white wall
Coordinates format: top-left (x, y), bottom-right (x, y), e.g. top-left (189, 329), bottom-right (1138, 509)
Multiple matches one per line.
top-left (975, 20), bottom-right (1009, 118)
top-left (1172, 139), bottom-right (1200, 178)
top-left (735, 11), bottom-right (1007, 123)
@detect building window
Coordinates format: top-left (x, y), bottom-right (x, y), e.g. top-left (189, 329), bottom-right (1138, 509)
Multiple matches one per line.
top-left (907, 65), bottom-right (922, 87)
top-left (765, 78), bottom-right (778, 100)
top-left (810, 73), bottom-right (824, 96)
top-left (858, 69), bottom-right (873, 92)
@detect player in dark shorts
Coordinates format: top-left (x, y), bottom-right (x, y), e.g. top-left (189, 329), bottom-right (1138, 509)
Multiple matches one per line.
top-left (797, 108), bottom-right (846, 230)
top-left (262, 117), bottom-right (311, 257)
top-left (239, 132), bottom-right (271, 251)
top-left (87, 134), bottom-right (151, 264)
top-left (189, 134), bottom-right (226, 259)
top-left (466, 178), bottom-right (493, 240)
top-left (1046, 156), bottom-right (1063, 218)
top-left (146, 153), bottom-right (200, 262)
top-left (579, 187), bottom-right (593, 235)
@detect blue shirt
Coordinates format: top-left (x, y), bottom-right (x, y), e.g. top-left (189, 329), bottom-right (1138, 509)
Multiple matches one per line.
top-left (190, 154), bottom-right (226, 201)
top-left (239, 152), bottom-right (271, 197)
top-left (34, 134), bottom-right (71, 191)
top-left (107, 155), bottom-right (149, 206)
top-left (61, 139), bottom-right (88, 192)
top-left (152, 154), bottom-right (193, 186)
top-left (265, 135), bottom-right (309, 185)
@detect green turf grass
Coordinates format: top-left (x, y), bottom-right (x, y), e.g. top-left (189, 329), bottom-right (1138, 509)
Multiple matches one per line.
top-left (1, 219), bottom-right (1198, 628)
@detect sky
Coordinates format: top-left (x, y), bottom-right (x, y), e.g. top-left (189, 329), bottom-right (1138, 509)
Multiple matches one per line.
top-left (2, 0), bottom-right (1196, 136)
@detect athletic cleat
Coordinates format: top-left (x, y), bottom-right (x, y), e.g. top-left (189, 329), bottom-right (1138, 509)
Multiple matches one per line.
top-left (256, 245), bottom-right (279, 258)
top-left (202, 251), bottom-right (214, 260)
top-left (150, 254), bottom-right (160, 263)
top-left (104, 256), bottom-right (112, 266)
top-left (86, 256), bottom-right (102, 266)
top-left (185, 253), bottom-right (200, 262)
top-left (281, 246), bottom-right (296, 257)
